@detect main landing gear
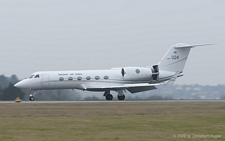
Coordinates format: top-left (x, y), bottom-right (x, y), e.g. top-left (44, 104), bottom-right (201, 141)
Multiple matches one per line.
top-left (117, 95), bottom-right (125, 100)
top-left (29, 90), bottom-right (37, 101)
top-left (106, 94), bottom-right (113, 100)
top-left (104, 90), bottom-right (125, 101)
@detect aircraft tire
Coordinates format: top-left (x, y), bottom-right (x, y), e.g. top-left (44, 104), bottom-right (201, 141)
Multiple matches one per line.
top-left (29, 96), bottom-right (34, 101)
top-left (117, 95), bottom-right (125, 100)
top-left (106, 94), bottom-right (113, 100)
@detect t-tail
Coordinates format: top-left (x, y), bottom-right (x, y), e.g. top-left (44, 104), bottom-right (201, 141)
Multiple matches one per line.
top-left (158, 43), bottom-right (213, 73)
top-left (154, 43), bottom-right (213, 82)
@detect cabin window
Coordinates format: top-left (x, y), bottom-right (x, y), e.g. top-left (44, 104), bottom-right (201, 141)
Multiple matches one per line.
top-left (59, 77), bottom-right (64, 81)
top-left (86, 76), bottom-right (91, 80)
top-left (95, 76), bottom-right (100, 80)
top-left (77, 76), bottom-right (82, 80)
top-left (68, 77), bottom-right (73, 81)
top-left (104, 75), bottom-right (109, 79)
top-left (34, 75), bottom-right (39, 78)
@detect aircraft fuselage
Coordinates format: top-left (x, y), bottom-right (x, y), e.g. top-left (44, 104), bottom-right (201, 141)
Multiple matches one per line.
top-left (16, 68), bottom-right (175, 91)
top-left (14, 43), bottom-right (212, 101)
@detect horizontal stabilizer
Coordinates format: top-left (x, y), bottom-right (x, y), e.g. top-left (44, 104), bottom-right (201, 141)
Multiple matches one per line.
top-left (174, 43), bottom-right (214, 49)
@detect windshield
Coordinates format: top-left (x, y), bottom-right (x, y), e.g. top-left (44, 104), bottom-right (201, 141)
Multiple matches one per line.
top-left (28, 74), bottom-right (40, 79)
top-left (28, 75), bottom-right (35, 79)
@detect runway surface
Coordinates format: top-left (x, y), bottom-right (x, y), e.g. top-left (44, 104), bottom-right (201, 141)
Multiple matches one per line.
top-left (0, 100), bottom-right (224, 103)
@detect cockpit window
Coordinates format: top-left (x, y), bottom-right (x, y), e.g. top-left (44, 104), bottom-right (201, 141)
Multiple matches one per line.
top-left (28, 75), bottom-right (35, 79)
top-left (28, 74), bottom-right (40, 79)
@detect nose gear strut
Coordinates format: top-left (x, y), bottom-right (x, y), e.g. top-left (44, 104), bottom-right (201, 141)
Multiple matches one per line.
top-left (29, 90), bottom-right (37, 101)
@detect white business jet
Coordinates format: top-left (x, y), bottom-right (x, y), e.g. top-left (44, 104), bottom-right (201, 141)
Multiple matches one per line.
top-left (14, 43), bottom-right (212, 101)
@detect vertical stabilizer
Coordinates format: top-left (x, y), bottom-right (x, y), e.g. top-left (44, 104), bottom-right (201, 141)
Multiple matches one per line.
top-left (158, 43), bottom-right (212, 72)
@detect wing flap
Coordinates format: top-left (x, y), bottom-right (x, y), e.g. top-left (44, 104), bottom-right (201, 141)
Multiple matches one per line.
top-left (127, 86), bottom-right (157, 93)
top-left (85, 83), bottom-right (165, 93)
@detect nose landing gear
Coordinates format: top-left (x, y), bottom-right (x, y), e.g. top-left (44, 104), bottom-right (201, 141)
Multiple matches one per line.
top-left (29, 90), bottom-right (37, 101)
top-left (29, 95), bottom-right (34, 101)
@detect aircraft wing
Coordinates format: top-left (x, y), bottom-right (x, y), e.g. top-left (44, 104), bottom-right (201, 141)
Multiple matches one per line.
top-left (85, 71), bottom-right (180, 93)
top-left (85, 82), bottom-right (167, 93)
top-left (117, 83), bottom-right (160, 93)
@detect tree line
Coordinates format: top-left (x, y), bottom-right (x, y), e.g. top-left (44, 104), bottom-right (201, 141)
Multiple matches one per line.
top-left (0, 74), bottom-right (225, 101)
top-left (0, 75), bottom-right (25, 100)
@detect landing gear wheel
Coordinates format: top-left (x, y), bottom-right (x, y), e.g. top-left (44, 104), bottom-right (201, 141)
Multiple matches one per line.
top-left (29, 90), bottom-right (37, 101)
top-left (117, 95), bottom-right (125, 100)
top-left (29, 96), bottom-right (34, 101)
top-left (106, 94), bottom-right (113, 100)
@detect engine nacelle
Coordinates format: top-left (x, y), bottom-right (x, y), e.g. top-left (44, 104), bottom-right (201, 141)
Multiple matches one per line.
top-left (121, 67), bottom-right (152, 81)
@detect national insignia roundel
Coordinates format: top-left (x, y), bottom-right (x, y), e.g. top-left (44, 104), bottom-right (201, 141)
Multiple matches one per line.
top-left (135, 69), bottom-right (140, 74)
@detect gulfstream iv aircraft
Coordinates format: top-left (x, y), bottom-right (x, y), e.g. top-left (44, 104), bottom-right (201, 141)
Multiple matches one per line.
top-left (14, 43), bottom-right (212, 101)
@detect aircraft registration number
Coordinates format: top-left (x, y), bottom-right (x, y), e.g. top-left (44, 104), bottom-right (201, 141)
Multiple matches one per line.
top-left (171, 55), bottom-right (179, 60)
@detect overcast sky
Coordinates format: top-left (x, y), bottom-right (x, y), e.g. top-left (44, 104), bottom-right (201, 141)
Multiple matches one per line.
top-left (0, 0), bottom-right (224, 85)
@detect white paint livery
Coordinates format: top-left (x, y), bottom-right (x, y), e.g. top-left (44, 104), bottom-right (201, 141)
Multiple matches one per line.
top-left (14, 43), bottom-right (212, 101)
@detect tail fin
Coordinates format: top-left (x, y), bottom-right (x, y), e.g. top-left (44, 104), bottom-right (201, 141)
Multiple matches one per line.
top-left (158, 43), bottom-right (213, 72)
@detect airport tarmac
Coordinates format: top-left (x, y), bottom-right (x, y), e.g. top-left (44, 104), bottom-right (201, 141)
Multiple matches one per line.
top-left (0, 100), bottom-right (224, 103)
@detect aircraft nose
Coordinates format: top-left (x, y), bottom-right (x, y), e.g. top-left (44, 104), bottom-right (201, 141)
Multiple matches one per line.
top-left (14, 81), bottom-right (27, 88)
